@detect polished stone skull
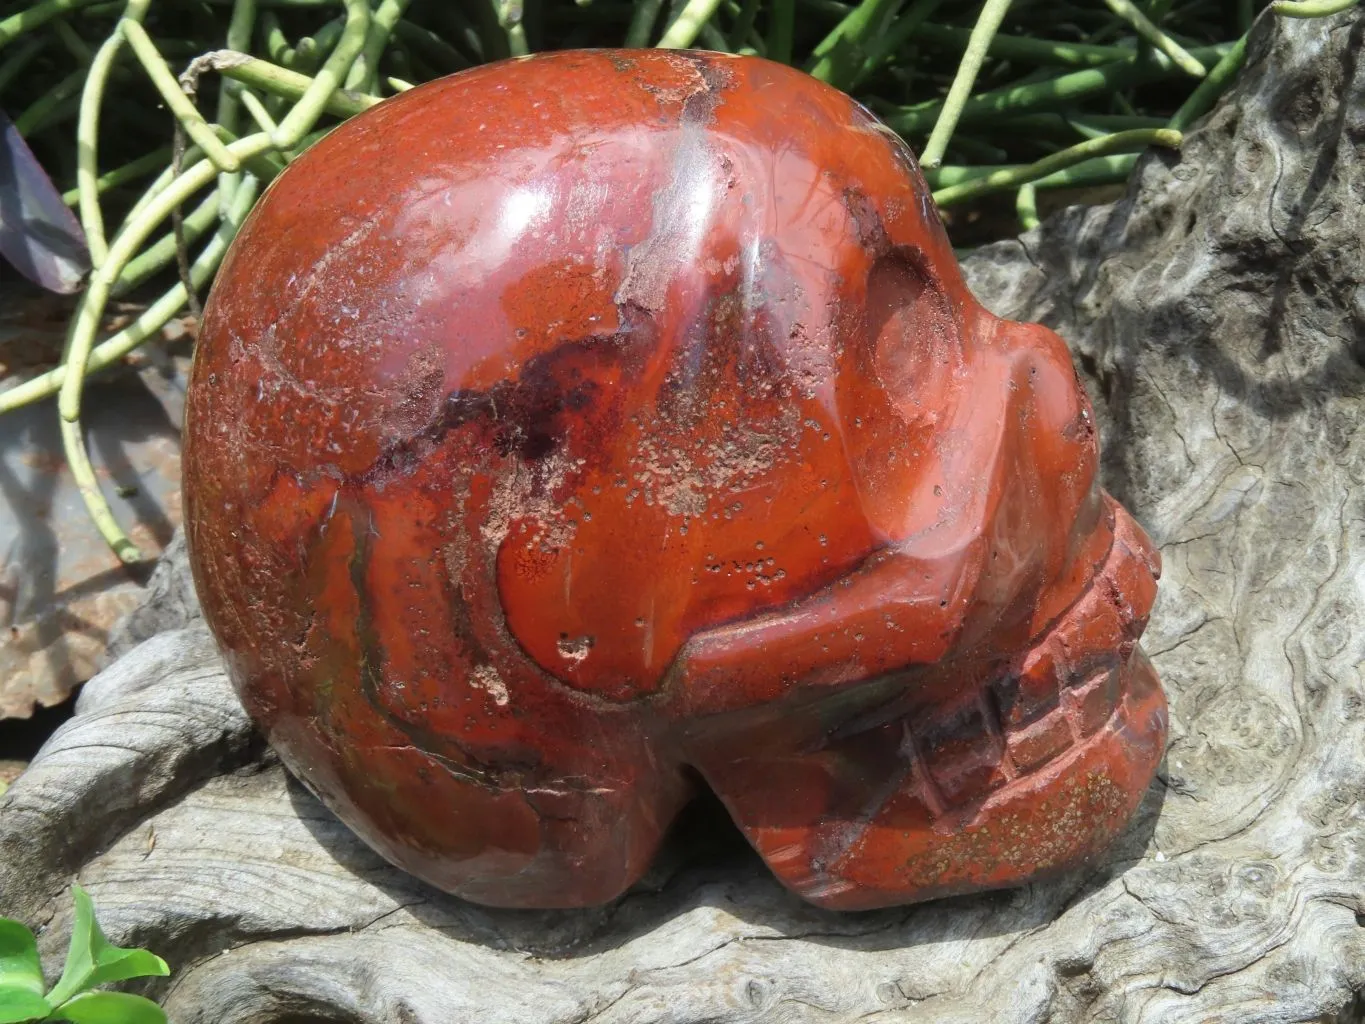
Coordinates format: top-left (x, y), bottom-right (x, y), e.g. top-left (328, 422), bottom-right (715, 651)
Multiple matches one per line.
top-left (184, 49), bottom-right (1167, 910)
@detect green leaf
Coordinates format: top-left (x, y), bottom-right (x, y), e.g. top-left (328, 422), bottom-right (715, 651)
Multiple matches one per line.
top-left (45, 888), bottom-right (95, 1008)
top-left (49, 992), bottom-right (166, 1024)
top-left (86, 946), bottom-right (169, 991)
top-left (0, 920), bottom-right (43, 997)
top-left (46, 887), bottom-right (169, 1008)
top-left (0, 985), bottom-right (50, 1024)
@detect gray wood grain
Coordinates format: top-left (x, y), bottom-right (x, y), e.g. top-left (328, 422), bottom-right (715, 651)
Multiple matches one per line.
top-left (3, 9), bottom-right (1363, 1022)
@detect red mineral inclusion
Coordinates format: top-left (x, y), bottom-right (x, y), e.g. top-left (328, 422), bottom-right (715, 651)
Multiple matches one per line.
top-left (183, 50), bottom-right (1168, 910)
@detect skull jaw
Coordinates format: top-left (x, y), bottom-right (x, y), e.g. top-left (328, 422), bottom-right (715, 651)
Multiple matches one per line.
top-left (754, 649), bottom-right (1167, 911)
top-left (690, 501), bottom-right (1168, 910)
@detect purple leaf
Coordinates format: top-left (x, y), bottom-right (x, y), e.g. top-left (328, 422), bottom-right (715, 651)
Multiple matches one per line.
top-left (0, 106), bottom-right (89, 293)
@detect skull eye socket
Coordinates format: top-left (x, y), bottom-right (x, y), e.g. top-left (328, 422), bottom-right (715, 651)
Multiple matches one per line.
top-left (865, 248), bottom-right (959, 397)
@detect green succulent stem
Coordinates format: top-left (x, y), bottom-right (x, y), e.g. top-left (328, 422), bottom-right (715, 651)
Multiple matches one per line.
top-left (1167, 32), bottom-right (1248, 131)
top-left (766, 0), bottom-right (795, 63)
top-left (1015, 181), bottom-right (1039, 230)
top-left (931, 127), bottom-right (1180, 206)
top-left (213, 52), bottom-right (381, 117)
top-left (62, 146), bottom-right (174, 205)
top-left (216, 0), bottom-right (258, 208)
top-left (1272, 0), bottom-right (1358, 15)
top-left (76, 0), bottom-right (151, 269)
top-left (270, 0), bottom-right (369, 147)
top-left (657, 0), bottom-right (726, 47)
top-left (805, 0), bottom-right (903, 88)
top-left (0, 178), bottom-right (260, 417)
top-left (348, 0), bottom-right (411, 92)
top-left (120, 19), bottom-right (240, 171)
top-left (919, 0), bottom-right (1015, 168)
top-left (57, 132), bottom-right (274, 562)
top-left (1100, 0), bottom-right (1206, 76)
top-left (883, 42), bottom-right (1232, 136)
top-left (0, 0), bottom-right (109, 52)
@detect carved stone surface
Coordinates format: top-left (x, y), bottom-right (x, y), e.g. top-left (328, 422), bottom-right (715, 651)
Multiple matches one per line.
top-left (1, 9), bottom-right (1363, 1022)
top-left (183, 48), bottom-right (1165, 911)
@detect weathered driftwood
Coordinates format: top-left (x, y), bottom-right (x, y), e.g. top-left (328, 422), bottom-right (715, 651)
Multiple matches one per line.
top-left (3, 10), bottom-right (1364, 1022)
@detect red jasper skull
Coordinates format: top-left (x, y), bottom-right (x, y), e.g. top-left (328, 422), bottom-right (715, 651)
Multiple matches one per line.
top-left (184, 49), bottom-right (1167, 910)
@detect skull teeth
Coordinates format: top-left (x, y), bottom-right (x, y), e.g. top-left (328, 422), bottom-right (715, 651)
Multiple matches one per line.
top-left (907, 660), bottom-right (1125, 813)
top-left (903, 505), bottom-right (1154, 814)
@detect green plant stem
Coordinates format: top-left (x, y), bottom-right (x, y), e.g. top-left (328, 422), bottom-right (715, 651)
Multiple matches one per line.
top-left (114, 188), bottom-right (221, 294)
top-left (625, 0), bottom-right (667, 45)
top-left (431, 7), bottom-right (483, 60)
top-left (115, 150), bottom-right (201, 238)
top-left (1016, 182), bottom-right (1039, 229)
top-left (1100, 0), bottom-right (1205, 75)
top-left (657, 0), bottom-right (726, 47)
top-left (469, 1), bottom-right (508, 59)
top-left (1066, 112), bottom-right (1166, 133)
top-left (121, 19), bottom-right (240, 171)
top-left (1145, 0), bottom-right (1176, 22)
top-left (1272, 0), bottom-right (1359, 14)
top-left (697, 20), bottom-right (730, 49)
top-left (767, 0), bottom-right (795, 63)
top-left (261, 10), bottom-right (292, 63)
top-left (1166, 32), bottom-right (1246, 130)
top-left (972, 111), bottom-right (1163, 143)
top-left (294, 17), bottom-right (344, 71)
top-left (907, 23), bottom-right (1135, 68)
top-left (13, 68), bottom-right (83, 135)
top-left (271, 0), bottom-right (369, 148)
top-left (76, 0), bottom-right (150, 270)
top-left (729, 0), bottom-right (760, 49)
top-left (390, 39), bottom-right (417, 73)
top-left (931, 127), bottom-right (1179, 206)
top-left (903, 152), bottom-right (1147, 191)
top-left (237, 85), bottom-right (278, 130)
top-left (2, 177), bottom-right (260, 418)
top-left (62, 146), bottom-right (172, 205)
top-left (311, 15), bottom-right (346, 53)
top-left (391, 21), bottom-right (467, 71)
top-left (214, 52), bottom-right (380, 117)
top-left (805, 0), bottom-right (902, 87)
top-left (947, 134), bottom-right (1007, 163)
top-left (58, 131), bottom-right (275, 563)
top-left (799, 0), bottom-right (851, 15)
top-left (919, 0), bottom-right (1014, 168)
top-left (216, 0), bottom-right (257, 209)
top-left (52, 18), bottom-right (93, 63)
top-left (347, 0), bottom-right (411, 92)
top-left (882, 41), bottom-right (1230, 135)
top-left (76, 37), bottom-right (125, 268)
top-left (497, 0), bottom-right (530, 56)
top-left (0, 38), bottom-right (46, 97)
top-left (33, 95), bottom-right (83, 135)
top-left (0, 0), bottom-right (109, 52)
top-left (853, 0), bottom-right (944, 89)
